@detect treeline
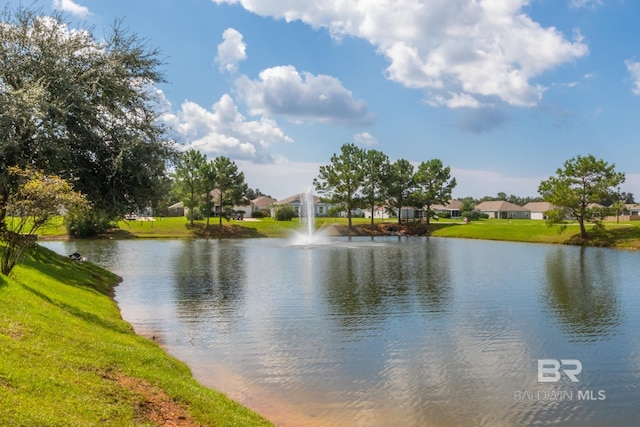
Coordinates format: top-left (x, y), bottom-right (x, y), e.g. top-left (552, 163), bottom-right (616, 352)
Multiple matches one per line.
top-left (313, 143), bottom-right (457, 228)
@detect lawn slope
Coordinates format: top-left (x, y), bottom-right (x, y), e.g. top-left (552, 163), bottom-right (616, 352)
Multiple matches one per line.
top-left (0, 245), bottom-right (272, 427)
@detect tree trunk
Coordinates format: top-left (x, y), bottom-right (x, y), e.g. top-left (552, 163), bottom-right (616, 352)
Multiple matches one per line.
top-left (218, 195), bottom-right (224, 226)
top-left (370, 204), bottom-right (375, 227)
top-left (578, 216), bottom-right (588, 239)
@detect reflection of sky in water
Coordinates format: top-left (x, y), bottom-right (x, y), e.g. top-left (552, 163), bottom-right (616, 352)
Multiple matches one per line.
top-left (42, 238), bottom-right (640, 427)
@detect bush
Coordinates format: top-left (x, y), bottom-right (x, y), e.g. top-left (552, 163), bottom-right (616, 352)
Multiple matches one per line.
top-left (66, 210), bottom-right (114, 237)
top-left (251, 209), bottom-right (270, 218)
top-left (275, 206), bottom-right (296, 221)
top-left (461, 210), bottom-right (487, 221)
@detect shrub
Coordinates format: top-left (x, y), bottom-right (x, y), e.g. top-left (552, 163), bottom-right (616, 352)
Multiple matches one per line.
top-left (66, 210), bottom-right (114, 238)
top-left (275, 206), bottom-right (296, 221)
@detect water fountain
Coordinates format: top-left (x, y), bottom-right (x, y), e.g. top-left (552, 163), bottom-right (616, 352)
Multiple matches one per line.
top-left (290, 188), bottom-right (329, 245)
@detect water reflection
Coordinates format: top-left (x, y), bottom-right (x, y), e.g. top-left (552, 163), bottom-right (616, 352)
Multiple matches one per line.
top-left (39, 238), bottom-right (640, 427)
top-left (323, 238), bottom-right (452, 322)
top-left (172, 240), bottom-right (247, 320)
top-left (543, 247), bottom-right (620, 340)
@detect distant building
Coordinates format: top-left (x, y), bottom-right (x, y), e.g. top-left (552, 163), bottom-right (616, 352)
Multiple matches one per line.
top-left (523, 202), bottom-right (555, 220)
top-left (251, 195), bottom-right (277, 213)
top-left (475, 200), bottom-right (530, 219)
top-left (271, 193), bottom-right (333, 217)
top-left (431, 200), bottom-right (463, 218)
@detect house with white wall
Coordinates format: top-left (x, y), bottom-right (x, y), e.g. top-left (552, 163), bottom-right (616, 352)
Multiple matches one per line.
top-left (475, 200), bottom-right (530, 219)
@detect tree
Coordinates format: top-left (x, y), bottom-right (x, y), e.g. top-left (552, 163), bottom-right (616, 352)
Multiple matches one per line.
top-left (1, 168), bottom-right (88, 275)
top-left (0, 6), bottom-right (175, 232)
top-left (314, 143), bottom-right (365, 230)
top-left (538, 154), bottom-right (625, 239)
top-left (385, 159), bottom-right (415, 224)
top-left (173, 150), bottom-right (207, 225)
top-left (211, 156), bottom-right (248, 226)
top-left (410, 159), bottom-right (456, 225)
top-left (361, 149), bottom-right (390, 227)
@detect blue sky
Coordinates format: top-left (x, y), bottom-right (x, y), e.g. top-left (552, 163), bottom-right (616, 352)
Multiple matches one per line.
top-left (9, 0), bottom-right (640, 200)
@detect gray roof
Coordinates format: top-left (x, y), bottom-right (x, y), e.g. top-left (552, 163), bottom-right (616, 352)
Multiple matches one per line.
top-left (475, 200), bottom-right (529, 212)
top-left (523, 201), bottom-right (555, 212)
top-left (431, 199), bottom-right (464, 211)
top-left (273, 193), bottom-right (321, 206)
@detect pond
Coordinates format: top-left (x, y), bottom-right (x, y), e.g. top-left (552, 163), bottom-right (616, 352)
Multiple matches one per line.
top-left (42, 237), bottom-right (640, 427)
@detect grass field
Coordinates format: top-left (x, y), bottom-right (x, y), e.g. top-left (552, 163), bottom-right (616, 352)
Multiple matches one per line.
top-left (0, 245), bottom-right (272, 426)
top-left (35, 215), bottom-right (640, 249)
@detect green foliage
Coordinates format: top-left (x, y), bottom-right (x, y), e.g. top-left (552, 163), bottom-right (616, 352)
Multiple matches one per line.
top-left (173, 149), bottom-right (208, 225)
top-left (362, 149), bottom-right (391, 225)
top-left (539, 154), bottom-right (625, 239)
top-left (275, 206), bottom-right (296, 221)
top-left (0, 6), bottom-right (175, 224)
top-left (211, 156), bottom-right (249, 226)
top-left (65, 211), bottom-right (114, 238)
top-left (385, 159), bottom-right (415, 224)
top-left (411, 159), bottom-right (457, 224)
top-left (1, 168), bottom-right (88, 274)
top-left (314, 143), bottom-right (366, 229)
top-left (252, 209), bottom-right (270, 218)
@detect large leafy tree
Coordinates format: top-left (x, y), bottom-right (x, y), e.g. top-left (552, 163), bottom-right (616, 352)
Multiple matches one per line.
top-left (173, 150), bottom-right (207, 225)
top-left (361, 149), bottom-right (390, 226)
top-left (211, 156), bottom-right (248, 226)
top-left (385, 159), bottom-right (415, 224)
top-left (411, 159), bottom-right (457, 225)
top-left (538, 154), bottom-right (625, 239)
top-left (0, 6), bottom-right (175, 231)
top-left (314, 143), bottom-right (365, 230)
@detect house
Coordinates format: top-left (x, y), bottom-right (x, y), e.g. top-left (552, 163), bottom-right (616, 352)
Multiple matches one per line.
top-left (271, 193), bottom-right (333, 217)
top-left (208, 189), bottom-right (253, 216)
top-left (431, 200), bottom-right (463, 218)
top-left (251, 195), bottom-right (277, 213)
top-left (166, 202), bottom-right (185, 217)
top-left (475, 200), bottom-right (530, 219)
top-left (363, 207), bottom-right (391, 220)
top-left (627, 204), bottom-right (640, 216)
top-left (626, 204), bottom-right (640, 220)
top-left (523, 202), bottom-right (555, 220)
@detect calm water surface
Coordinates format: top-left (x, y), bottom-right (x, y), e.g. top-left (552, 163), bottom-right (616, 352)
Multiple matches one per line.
top-left (42, 237), bottom-right (640, 427)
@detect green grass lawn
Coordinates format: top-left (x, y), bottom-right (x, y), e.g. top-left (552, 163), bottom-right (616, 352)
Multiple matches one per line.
top-left (0, 245), bottom-right (272, 426)
top-left (34, 215), bottom-right (640, 249)
top-left (429, 218), bottom-right (640, 248)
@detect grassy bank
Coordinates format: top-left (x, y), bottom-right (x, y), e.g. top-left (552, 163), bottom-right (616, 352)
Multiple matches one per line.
top-left (0, 245), bottom-right (272, 426)
top-left (37, 215), bottom-right (640, 248)
top-left (428, 219), bottom-right (640, 249)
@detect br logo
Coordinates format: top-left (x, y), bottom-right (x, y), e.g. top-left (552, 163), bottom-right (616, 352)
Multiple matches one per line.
top-left (537, 359), bottom-right (582, 383)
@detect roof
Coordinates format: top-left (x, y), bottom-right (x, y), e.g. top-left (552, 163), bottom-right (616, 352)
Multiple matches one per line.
top-left (475, 200), bottom-right (529, 212)
top-left (251, 195), bottom-right (277, 209)
top-left (431, 199), bottom-right (464, 211)
top-left (523, 201), bottom-right (555, 212)
top-left (273, 193), bottom-right (321, 206)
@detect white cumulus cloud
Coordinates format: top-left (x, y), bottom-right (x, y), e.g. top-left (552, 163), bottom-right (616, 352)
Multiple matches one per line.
top-left (51, 0), bottom-right (91, 18)
top-left (159, 91), bottom-right (293, 163)
top-left (212, 0), bottom-right (588, 108)
top-left (216, 28), bottom-right (247, 74)
top-left (625, 60), bottom-right (640, 95)
top-left (235, 65), bottom-right (375, 125)
top-left (354, 132), bottom-right (378, 146)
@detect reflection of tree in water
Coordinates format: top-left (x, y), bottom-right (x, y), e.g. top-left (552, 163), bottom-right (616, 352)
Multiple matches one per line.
top-left (323, 239), bottom-right (452, 325)
top-left (173, 240), bottom-right (247, 319)
top-left (544, 247), bottom-right (620, 340)
top-left (415, 238), bottom-right (452, 313)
